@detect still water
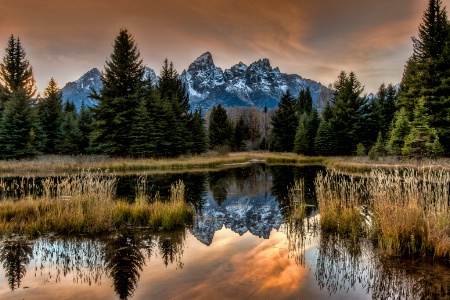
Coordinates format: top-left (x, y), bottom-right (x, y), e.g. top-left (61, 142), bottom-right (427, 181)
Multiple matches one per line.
top-left (0, 164), bottom-right (449, 299)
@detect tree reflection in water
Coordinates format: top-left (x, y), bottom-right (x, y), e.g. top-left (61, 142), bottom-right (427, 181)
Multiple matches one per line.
top-left (158, 230), bottom-right (186, 269)
top-left (0, 230), bottom-right (186, 300)
top-left (313, 233), bottom-right (450, 299)
top-left (103, 232), bottom-right (146, 300)
top-left (0, 239), bottom-right (32, 291)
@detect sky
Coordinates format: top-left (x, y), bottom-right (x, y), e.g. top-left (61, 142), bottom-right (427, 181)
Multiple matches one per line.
top-left (2, 0), bottom-right (449, 94)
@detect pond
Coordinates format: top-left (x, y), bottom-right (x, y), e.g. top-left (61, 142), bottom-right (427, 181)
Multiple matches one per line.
top-left (0, 164), bottom-right (449, 299)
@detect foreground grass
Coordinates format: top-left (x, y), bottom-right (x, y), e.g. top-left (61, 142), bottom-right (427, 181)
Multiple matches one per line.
top-left (315, 168), bottom-right (450, 259)
top-left (0, 172), bottom-right (193, 236)
top-left (1, 152), bottom-right (449, 177)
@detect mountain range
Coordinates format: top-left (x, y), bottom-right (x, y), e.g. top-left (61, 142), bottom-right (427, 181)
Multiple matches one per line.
top-left (61, 52), bottom-right (332, 112)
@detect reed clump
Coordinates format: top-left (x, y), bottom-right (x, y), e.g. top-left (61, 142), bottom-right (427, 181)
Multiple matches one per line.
top-left (287, 179), bottom-right (307, 221)
top-left (315, 168), bottom-right (450, 259)
top-left (0, 172), bottom-right (193, 235)
top-left (315, 170), bottom-right (366, 240)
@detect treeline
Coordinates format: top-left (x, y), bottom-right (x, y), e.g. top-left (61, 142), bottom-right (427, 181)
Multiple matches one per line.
top-left (0, 0), bottom-right (448, 159)
top-left (268, 0), bottom-right (450, 158)
top-left (0, 30), bottom-right (208, 159)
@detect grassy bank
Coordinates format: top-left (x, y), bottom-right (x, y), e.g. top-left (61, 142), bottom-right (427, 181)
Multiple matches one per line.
top-left (1, 152), bottom-right (449, 177)
top-left (0, 172), bottom-right (193, 236)
top-left (315, 168), bottom-right (450, 259)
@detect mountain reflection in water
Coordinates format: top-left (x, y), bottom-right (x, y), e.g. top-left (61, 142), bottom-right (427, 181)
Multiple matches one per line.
top-left (0, 164), bottom-right (449, 299)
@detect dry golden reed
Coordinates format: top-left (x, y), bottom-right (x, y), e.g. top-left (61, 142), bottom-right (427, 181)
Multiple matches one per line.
top-left (315, 168), bottom-right (450, 259)
top-left (0, 172), bottom-right (193, 235)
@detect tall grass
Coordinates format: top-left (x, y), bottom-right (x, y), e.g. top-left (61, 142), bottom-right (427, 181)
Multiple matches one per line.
top-left (315, 168), bottom-right (450, 259)
top-left (315, 170), bottom-right (366, 239)
top-left (0, 172), bottom-right (193, 236)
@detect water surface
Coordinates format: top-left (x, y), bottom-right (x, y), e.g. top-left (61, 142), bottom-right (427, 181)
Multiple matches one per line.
top-left (1, 164), bottom-right (449, 299)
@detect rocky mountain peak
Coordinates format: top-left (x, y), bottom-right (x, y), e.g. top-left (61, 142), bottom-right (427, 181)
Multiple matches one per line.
top-left (248, 58), bottom-right (272, 72)
top-left (188, 51), bottom-right (215, 72)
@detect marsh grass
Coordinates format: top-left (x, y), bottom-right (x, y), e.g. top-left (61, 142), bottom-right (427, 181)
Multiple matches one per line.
top-left (315, 170), bottom-right (366, 240)
top-left (287, 179), bottom-right (307, 221)
top-left (316, 168), bottom-right (450, 259)
top-left (0, 172), bottom-right (193, 236)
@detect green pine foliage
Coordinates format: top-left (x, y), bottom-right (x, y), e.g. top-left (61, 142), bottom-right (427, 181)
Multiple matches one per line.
top-left (296, 87), bottom-right (312, 115)
top-left (369, 132), bottom-right (387, 159)
top-left (37, 77), bottom-right (63, 154)
top-left (402, 97), bottom-right (440, 158)
top-left (269, 91), bottom-right (297, 152)
top-left (294, 109), bottom-right (319, 155)
top-left (0, 35), bottom-right (37, 99)
top-left (156, 59), bottom-right (191, 156)
top-left (77, 101), bottom-right (94, 154)
top-left (187, 109), bottom-right (208, 155)
top-left (129, 98), bottom-right (154, 157)
top-left (387, 108), bottom-right (411, 156)
top-left (328, 71), bottom-right (367, 155)
top-left (314, 121), bottom-right (337, 156)
top-left (208, 104), bottom-right (232, 149)
top-left (232, 116), bottom-right (249, 151)
top-left (58, 105), bottom-right (81, 155)
top-left (397, 0), bottom-right (450, 154)
top-left (0, 91), bottom-right (44, 159)
top-left (356, 143), bottom-right (366, 156)
top-left (91, 29), bottom-right (145, 156)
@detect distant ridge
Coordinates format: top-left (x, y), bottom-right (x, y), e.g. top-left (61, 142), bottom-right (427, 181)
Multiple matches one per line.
top-left (61, 52), bottom-right (332, 112)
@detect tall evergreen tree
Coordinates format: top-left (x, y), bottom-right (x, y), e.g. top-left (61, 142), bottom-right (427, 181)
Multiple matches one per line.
top-left (208, 104), bottom-right (232, 149)
top-left (314, 121), bottom-right (337, 156)
top-left (77, 101), bottom-right (94, 154)
top-left (294, 109), bottom-right (319, 155)
top-left (387, 108), bottom-right (411, 156)
top-left (397, 0), bottom-right (450, 154)
top-left (129, 97), bottom-right (154, 157)
top-left (37, 77), bottom-right (63, 154)
top-left (0, 90), bottom-right (44, 159)
top-left (269, 91), bottom-right (297, 152)
top-left (187, 109), bottom-right (208, 155)
top-left (232, 116), bottom-right (249, 151)
top-left (156, 59), bottom-right (190, 156)
top-left (328, 71), bottom-right (367, 155)
top-left (402, 97), bottom-right (440, 158)
top-left (91, 29), bottom-right (145, 156)
top-left (58, 102), bottom-right (81, 154)
top-left (296, 87), bottom-right (313, 116)
top-left (0, 35), bottom-right (37, 99)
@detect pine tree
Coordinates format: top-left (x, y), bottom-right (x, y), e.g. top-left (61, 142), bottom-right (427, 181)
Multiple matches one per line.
top-left (156, 59), bottom-right (190, 156)
top-left (294, 109), bottom-right (319, 155)
top-left (402, 97), bottom-right (440, 158)
top-left (296, 87), bottom-right (313, 116)
top-left (269, 91), bottom-right (297, 152)
top-left (208, 104), bottom-right (232, 149)
top-left (129, 98), bottom-right (154, 157)
top-left (37, 78), bottom-right (63, 154)
top-left (328, 71), bottom-right (367, 155)
top-left (314, 121), bottom-right (337, 156)
top-left (369, 132), bottom-right (387, 159)
top-left (58, 108), bottom-right (81, 155)
top-left (0, 35), bottom-right (37, 99)
top-left (91, 29), bottom-right (145, 156)
top-left (0, 91), bottom-right (44, 159)
top-left (187, 109), bottom-right (208, 155)
top-left (77, 101), bottom-right (94, 154)
top-left (232, 116), bottom-right (249, 151)
top-left (387, 108), bottom-right (411, 156)
top-left (397, 0), bottom-right (450, 154)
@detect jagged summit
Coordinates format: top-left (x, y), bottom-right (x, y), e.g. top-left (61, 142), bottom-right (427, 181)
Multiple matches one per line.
top-left (61, 67), bottom-right (157, 110)
top-left (60, 52), bottom-right (332, 112)
top-left (181, 52), bottom-right (331, 112)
